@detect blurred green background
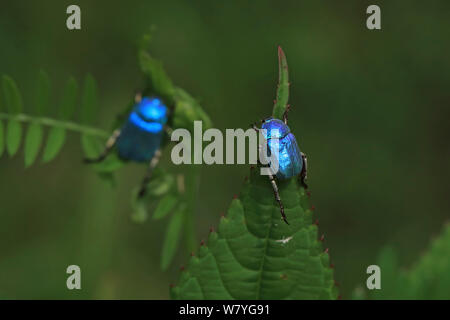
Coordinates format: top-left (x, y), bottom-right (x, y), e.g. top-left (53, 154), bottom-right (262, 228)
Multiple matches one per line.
top-left (0, 0), bottom-right (449, 299)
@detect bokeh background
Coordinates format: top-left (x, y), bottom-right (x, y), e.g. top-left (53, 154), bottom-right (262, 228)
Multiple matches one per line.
top-left (0, 0), bottom-right (449, 299)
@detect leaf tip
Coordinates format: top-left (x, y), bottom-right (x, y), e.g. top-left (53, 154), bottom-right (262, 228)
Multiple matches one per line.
top-left (277, 45), bottom-right (284, 56)
top-left (278, 45), bottom-right (287, 67)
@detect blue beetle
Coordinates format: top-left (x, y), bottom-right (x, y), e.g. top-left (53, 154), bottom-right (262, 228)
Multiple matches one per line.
top-left (85, 94), bottom-right (170, 197)
top-left (116, 96), bottom-right (168, 162)
top-left (252, 107), bottom-right (308, 224)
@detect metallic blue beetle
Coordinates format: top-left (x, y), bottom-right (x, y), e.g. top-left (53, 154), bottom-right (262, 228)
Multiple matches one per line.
top-left (252, 108), bottom-right (308, 224)
top-left (85, 95), bottom-right (170, 197)
top-left (116, 97), bottom-right (168, 162)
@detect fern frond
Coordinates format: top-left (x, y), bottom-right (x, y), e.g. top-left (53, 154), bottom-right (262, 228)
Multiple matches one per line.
top-left (0, 72), bottom-right (109, 167)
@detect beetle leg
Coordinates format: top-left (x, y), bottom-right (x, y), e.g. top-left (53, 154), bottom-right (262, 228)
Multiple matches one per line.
top-left (84, 129), bottom-right (121, 164)
top-left (268, 174), bottom-right (289, 225)
top-left (299, 152), bottom-right (308, 189)
top-left (282, 104), bottom-right (291, 125)
top-left (251, 124), bottom-right (288, 223)
top-left (250, 122), bottom-right (260, 131)
top-left (137, 149), bottom-right (162, 198)
top-left (252, 124), bottom-right (260, 132)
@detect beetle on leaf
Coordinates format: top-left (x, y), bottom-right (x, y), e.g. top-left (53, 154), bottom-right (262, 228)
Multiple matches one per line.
top-left (251, 46), bottom-right (308, 225)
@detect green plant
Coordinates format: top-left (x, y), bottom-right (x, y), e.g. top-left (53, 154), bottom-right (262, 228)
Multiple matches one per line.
top-left (170, 47), bottom-right (338, 300)
top-left (0, 72), bottom-right (110, 168)
top-left (129, 31), bottom-right (212, 269)
top-left (355, 223), bottom-right (450, 300)
top-left (0, 31), bottom-right (212, 272)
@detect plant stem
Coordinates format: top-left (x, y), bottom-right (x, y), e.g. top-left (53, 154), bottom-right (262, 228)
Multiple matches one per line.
top-left (0, 112), bottom-right (109, 138)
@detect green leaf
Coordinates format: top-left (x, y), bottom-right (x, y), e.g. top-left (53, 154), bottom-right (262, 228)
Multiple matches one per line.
top-left (139, 50), bottom-right (175, 104)
top-left (137, 32), bottom-right (213, 133)
top-left (0, 120), bottom-right (4, 157)
top-left (171, 168), bottom-right (338, 300)
top-left (35, 70), bottom-right (51, 115)
top-left (409, 223), bottom-right (450, 299)
top-left (80, 134), bottom-right (101, 158)
top-left (59, 77), bottom-right (78, 119)
top-left (92, 153), bottom-right (124, 173)
top-left (161, 204), bottom-right (186, 270)
top-left (137, 27), bottom-right (155, 52)
top-left (172, 88), bottom-right (213, 133)
top-left (153, 194), bottom-right (179, 220)
top-left (80, 74), bottom-right (97, 124)
top-left (2, 75), bottom-right (23, 114)
top-left (130, 169), bottom-right (176, 224)
top-left (146, 172), bottom-right (175, 197)
top-left (368, 223), bottom-right (450, 300)
top-left (6, 120), bottom-right (22, 156)
top-left (272, 46), bottom-right (290, 120)
top-left (41, 127), bottom-right (66, 163)
top-left (81, 133), bottom-right (124, 173)
top-left (24, 123), bottom-right (43, 167)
